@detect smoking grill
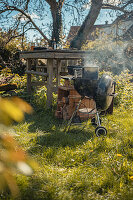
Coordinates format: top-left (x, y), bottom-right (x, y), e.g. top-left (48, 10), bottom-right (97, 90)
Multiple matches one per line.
top-left (64, 65), bottom-right (116, 136)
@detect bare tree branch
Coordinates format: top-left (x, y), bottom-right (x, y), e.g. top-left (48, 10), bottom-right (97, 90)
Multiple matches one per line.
top-left (102, 0), bottom-right (133, 14)
top-left (5, 26), bottom-right (36, 45)
top-left (122, 0), bottom-right (133, 9)
top-left (25, 0), bottom-right (30, 10)
top-left (64, 3), bottom-right (81, 18)
top-left (0, 5), bottom-right (50, 43)
top-left (102, 3), bottom-right (132, 14)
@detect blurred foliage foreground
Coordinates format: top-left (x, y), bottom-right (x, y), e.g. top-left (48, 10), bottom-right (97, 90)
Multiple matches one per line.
top-left (0, 96), bottom-right (35, 197)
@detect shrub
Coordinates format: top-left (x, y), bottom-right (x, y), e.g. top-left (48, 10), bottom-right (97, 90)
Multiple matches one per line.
top-left (114, 70), bottom-right (133, 109)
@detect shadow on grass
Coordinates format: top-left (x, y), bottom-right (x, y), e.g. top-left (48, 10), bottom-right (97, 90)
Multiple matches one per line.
top-left (36, 128), bottom-right (93, 146)
top-left (17, 175), bottom-right (56, 200)
top-left (26, 109), bottom-right (61, 133)
top-left (26, 110), bottom-right (94, 151)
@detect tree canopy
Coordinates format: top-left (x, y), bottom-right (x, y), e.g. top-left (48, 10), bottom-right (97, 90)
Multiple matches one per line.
top-left (0, 0), bottom-right (133, 49)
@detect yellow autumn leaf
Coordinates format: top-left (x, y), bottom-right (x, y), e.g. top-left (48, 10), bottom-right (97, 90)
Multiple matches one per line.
top-left (0, 98), bottom-right (24, 123)
top-left (2, 134), bottom-right (18, 150)
top-left (0, 161), bottom-right (4, 173)
top-left (129, 176), bottom-right (133, 180)
top-left (116, 154), bottom-right (122, 157)
top-left (120, 182), bottom-right (123, 189)
top-left (11, 97), bottom-right (33, 114)
top-left (3, 169), bottom-right (19, 197)
top-left (6, 150), bottom-right (26, 162)
top-left (0, 110), bottom-right (12, 125)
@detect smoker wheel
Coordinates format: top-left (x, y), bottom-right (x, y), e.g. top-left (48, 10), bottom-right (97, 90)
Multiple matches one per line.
top-left (95, 126), bottom-right (107, 137)
top-left (91, 117), bottom-right (101, 126)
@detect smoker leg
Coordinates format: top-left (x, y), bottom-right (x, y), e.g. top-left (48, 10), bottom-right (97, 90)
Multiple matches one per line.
top-left (96, 111), bottom-right (101, 126)
top-left (64, 99), bottom-right (82, 133)
top-left (94, 112), bottom-right (107, 136)
top-left (91, 112), bottom-right (101, 126)
top-left (91, 111), bottom-right (107, 136)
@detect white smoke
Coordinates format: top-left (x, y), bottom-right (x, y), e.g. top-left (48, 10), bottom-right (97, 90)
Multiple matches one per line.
top-left (83, 40), bottom-right (133, 75)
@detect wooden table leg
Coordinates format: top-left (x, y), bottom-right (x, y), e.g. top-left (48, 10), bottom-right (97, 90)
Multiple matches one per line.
top-left (27, 59), bottom-right (32, 93)
top-left (56, 59), bottom-right (61, 87)
top-left (46, 59), bottom-right (54, 108)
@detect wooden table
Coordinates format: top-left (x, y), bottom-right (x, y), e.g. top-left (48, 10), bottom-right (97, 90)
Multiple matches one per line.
top-left (20, 49), bottom-right (91, 108)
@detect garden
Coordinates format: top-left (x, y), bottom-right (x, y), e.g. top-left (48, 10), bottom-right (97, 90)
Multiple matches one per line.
top-left (0, 49), bottom-right (133, 200)
top-left (0, 1), bottom-right (133, 198)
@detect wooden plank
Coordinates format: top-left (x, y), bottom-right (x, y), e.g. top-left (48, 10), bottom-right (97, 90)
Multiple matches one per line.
top-left (27, 59), bottom-right (32, 93)
top-left (56, 59), bottom-right (61, 87)
top-left (46, 59), bottom-right (54, 108)
top-left (25, 70), bottom-right (48, 77)
top-left (36, 66), bottom-right (47, 68)
top-left (20, 49), bottom-right (92, 59)
top-left (20, 51), bottom-right (55, 59)
top-left (54, 52), bottom-right (86, 59)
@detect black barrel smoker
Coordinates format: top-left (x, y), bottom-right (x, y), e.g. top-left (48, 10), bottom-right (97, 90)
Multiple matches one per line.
top-left (65, 65), bottom-right (116, 136)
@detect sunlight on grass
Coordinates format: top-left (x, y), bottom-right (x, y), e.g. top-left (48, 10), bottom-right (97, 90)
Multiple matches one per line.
top-left (9, 106), bottom-right (133, 200)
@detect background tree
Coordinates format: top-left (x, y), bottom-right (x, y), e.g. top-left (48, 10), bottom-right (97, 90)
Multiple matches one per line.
top-left (0, 29), bottom-right (28, 75)
top-left (70, 0), bottom-right (133, 49)
top-left (0, 28), bottom-right (28, 63)
top-left (0, 0), bottom-right (132, 49)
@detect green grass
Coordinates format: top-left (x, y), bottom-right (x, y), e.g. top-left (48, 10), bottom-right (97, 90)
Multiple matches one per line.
top-left (6, 106), bottom-right (132, 200)
top-left (1, 64), bottom-right (133, 200)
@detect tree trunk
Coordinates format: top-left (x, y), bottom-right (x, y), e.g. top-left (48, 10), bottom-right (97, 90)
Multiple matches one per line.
top-left (70, 0), bottom-right (103, 50)
top-left (51, 2), bottom-right (63, 46)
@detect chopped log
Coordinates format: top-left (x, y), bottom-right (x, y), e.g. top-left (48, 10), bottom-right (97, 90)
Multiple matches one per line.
top-left (0, 83), bottom-right (17, 91)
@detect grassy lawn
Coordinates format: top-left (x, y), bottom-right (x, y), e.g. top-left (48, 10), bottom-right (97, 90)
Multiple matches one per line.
top-left (0, 70), bottom-right (132, 200)
top-left (8, 106), bottom-right (133, 200)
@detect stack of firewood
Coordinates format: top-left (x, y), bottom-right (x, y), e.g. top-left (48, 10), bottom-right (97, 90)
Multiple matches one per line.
top-left (0, 75), bottom-right (17, 92)
top-left (55, 80), bottom-right (95, 120)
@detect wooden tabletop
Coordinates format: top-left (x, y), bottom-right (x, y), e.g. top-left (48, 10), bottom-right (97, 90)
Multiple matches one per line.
top-left (20, 49), bottom-right (92, 59)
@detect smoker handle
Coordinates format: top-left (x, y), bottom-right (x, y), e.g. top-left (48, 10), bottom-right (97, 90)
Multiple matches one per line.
top-left (109, 81), bottom-right (117, 97)
top-left (109, 93), bottom-right (118, 97)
